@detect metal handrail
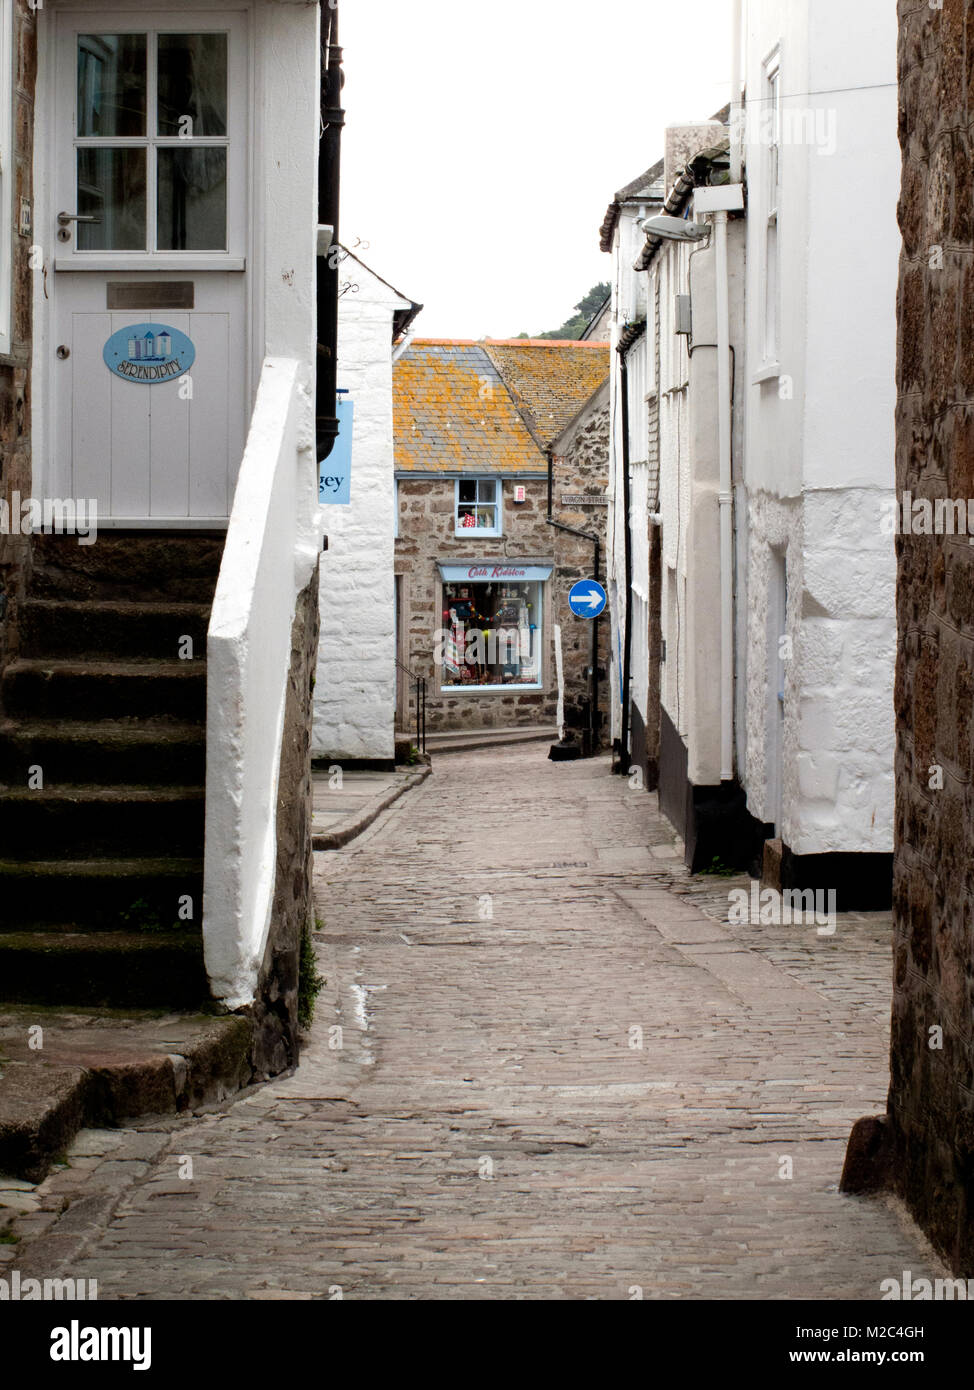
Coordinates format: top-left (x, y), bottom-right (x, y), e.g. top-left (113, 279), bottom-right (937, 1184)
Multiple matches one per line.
top-left (395, 657), bottom-right (427, 755)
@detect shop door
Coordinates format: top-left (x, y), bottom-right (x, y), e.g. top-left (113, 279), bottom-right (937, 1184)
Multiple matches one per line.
top-left (51, 14), bottom-right (248, 523)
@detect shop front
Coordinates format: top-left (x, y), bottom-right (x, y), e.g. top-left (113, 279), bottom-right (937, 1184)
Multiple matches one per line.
top-left (437, 562), bottom-right (551, 693)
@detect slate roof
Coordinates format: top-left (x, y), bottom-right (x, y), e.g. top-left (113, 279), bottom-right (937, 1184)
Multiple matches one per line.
top-left (394, 339), bottom-right (610, 473)
top-left (482, 341), bottom-right (610, 450)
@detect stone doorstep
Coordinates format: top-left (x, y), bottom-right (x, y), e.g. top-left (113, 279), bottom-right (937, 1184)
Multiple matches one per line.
top-left (312, 766), bottom-right (432, 852)
top-left (0, 1008), bottom-right (252, 1185)
top-left (425, 726), bottom-right (559, 754)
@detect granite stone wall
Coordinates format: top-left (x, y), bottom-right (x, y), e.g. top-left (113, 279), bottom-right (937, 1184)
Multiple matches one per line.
top-left (875, 0), bottom-right (974, 1273)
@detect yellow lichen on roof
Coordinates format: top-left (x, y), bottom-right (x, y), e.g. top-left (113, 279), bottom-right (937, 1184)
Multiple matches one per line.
top-left (393, 343), bottom-right (545, 474)
top-left (482, 340), bottom-right (610, 449)
top-left (394, 339), bottom-right (610, 473)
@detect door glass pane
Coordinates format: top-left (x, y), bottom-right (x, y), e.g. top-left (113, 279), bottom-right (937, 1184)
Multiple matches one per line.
top-left (157, 33), bottom-right (228, 136)
top-left (77, 148), bottom-right (146, 249)
top-left (77, 35), bottom-right (146, 137)
top-left (157, 148), bottom-right (227, 250)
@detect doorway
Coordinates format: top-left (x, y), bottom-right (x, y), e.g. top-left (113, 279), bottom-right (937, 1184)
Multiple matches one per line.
top-left (45, 11), bottom-right (249, 525)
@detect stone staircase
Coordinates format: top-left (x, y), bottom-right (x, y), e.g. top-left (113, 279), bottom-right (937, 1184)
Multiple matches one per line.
top-left (0, 534), bottom-right (225, 1009)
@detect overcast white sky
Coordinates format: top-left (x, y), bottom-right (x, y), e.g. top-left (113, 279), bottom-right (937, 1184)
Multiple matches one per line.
top-left (339, 0), bottom-right (732, 339)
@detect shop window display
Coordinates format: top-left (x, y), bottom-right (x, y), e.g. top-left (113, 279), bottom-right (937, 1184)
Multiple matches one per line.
top-left (440, 580), bottom-right (541, 689)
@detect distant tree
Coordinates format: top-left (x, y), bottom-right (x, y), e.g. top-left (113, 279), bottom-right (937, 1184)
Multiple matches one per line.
top-left (534, 282), bottom-right (611, 340)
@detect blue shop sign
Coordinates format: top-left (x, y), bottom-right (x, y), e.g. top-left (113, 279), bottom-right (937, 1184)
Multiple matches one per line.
top-left (320, 397), bottom-right (353, 505)
top-left (103, 323), bottom-right (195, 383)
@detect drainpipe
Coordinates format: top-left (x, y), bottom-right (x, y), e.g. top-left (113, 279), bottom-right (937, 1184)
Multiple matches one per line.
top-left (546, 448), bottom-right (601, 758)
top-left (617, 348), bottom-right (633, 775)
top-left (730, 0), bottom-right (743, 184)
top-left (316, 2), bottom-right (344, 463)
top-left (391, 328), bottom-right (415, 364)
top-left (715, 209), bottom-right (733, 780)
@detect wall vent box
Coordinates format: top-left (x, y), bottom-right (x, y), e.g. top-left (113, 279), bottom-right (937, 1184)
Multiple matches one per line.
top-left (513, 485), bottom-right (526, 503)
top-left (675, 295), bottom-right (692, 335)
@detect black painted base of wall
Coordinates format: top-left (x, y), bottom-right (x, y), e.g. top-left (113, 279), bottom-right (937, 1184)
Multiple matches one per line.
top-left (629, 702), bottom-right (659, 792)
top-left (776, 845), bottom-right (893, 911)
top-left (659, 706), bottom-right (773, 875)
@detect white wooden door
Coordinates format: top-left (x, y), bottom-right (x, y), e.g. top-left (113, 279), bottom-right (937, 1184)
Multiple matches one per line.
top-left (51, 12), bottom-right (248, 524)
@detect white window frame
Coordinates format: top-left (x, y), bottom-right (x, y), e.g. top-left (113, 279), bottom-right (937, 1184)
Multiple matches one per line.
top-left (454, 476), bottom-right (502, 537)
top-left (0, 0), bottom-right (14, 357)
top-left (762, 47), bottom-right (782, 368)
top-left (53, 12), bottom-right (247, 271)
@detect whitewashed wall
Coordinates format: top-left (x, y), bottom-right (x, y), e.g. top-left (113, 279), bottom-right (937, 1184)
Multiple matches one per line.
top-left (741, 0), bottom-right (898, 854)
top-left (311, 259), bottom-right (413, 761)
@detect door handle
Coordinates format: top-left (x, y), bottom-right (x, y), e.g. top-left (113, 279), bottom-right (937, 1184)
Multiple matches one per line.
top-left (57, 212), bottom-right (101, 225)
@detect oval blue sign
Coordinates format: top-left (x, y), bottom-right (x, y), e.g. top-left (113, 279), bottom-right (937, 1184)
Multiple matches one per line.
top-left (102, 322), bottom-right (195, 384)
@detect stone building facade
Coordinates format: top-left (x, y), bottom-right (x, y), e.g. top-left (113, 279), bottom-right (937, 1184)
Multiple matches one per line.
top-left (846, 0), bottom-right (974, 1275)
top-left (394, 339), bottom-right (609, 741)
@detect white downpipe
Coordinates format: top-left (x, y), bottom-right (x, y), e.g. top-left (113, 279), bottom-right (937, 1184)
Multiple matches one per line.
top-left (714, 210), bottom-right (734, 780)
top-left (730, 0), bottom-right (743, 184)
top-left (391, 329), bottom-right (415, 363)
top-left (554, 623), bottom-right (565, 740)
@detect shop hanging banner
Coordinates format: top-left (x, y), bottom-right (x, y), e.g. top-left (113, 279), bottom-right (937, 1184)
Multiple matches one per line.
top-left (103, 323), bottom-right (195, 384)
top-left (320, 397), bottom-right (354, 505)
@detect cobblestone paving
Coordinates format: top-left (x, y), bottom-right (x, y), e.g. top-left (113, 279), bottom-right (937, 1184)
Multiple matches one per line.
top-left (7, 747), bottom-right (943, 1299)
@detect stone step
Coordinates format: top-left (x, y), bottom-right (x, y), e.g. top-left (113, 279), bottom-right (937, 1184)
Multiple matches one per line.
top-left (19, 598), bottom-right (211, 661)
top-left (0, 786), bottom-right (205, 858)
top-left (28, 532), bottom-right (225, 602)
top-left (0, 931), bottom-right (209, 1009)
top-left (0, 718), bottom-right (206, 787)
top-left (0, 856), bottom-right (203, 928)
top-left (424, 724), bottom-right (559, 754)
top-left (0, 1009), bottom-right (252, 1183)
top-left (1, 658), bottom-right (206, 722)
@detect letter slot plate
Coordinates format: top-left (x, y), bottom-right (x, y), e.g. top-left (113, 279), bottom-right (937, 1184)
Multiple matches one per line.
top-left (106, 282), bottom-right (195, 311)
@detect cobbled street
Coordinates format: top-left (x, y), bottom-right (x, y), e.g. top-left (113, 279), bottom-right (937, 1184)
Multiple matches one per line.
top-left (13, 746), bottom-right (942, 1299)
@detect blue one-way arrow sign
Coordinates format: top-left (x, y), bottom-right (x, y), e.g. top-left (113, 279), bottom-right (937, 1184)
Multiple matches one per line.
top-left (568, 578), bottom-right (607, 618)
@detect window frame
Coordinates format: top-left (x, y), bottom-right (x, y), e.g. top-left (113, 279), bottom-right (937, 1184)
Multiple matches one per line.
top-left (454, 476), bottom-right (502, 537)
top-left (761, 47), bottom-right (782, 368)
top-left (438, 576), bottom-right (544, 693)
top-left (53, 11), bottom-right (247, 271)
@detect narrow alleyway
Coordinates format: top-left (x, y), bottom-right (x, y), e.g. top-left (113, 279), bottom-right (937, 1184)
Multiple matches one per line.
top-left (15, 747), bottom-right (940, 1298)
